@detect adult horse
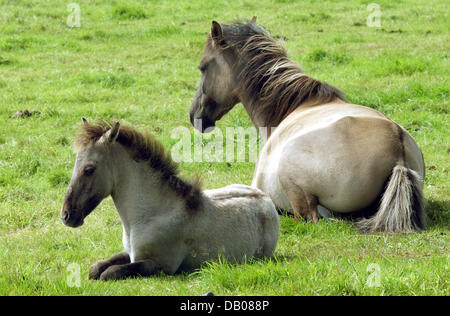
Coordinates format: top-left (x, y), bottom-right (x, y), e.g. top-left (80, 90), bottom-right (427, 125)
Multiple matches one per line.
top-left (189, 19), bottom-right (425, 233)
top-left (61, 119), bottom-right (279, 280)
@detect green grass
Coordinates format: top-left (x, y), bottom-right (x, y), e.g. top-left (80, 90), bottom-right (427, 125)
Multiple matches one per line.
top-left (0, 0), bottom-right (448, 296)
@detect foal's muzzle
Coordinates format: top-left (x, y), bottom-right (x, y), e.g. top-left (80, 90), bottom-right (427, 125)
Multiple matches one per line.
top-left (61, 208), bottom-right (84, 228)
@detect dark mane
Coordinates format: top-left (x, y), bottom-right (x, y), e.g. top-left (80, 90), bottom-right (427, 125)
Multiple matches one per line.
top-left (222, 20), bottom-right (346, 127)
top-left (75, 121), bottom-right (202, 211)
top-left (220, 21), bottom-right (270, 48)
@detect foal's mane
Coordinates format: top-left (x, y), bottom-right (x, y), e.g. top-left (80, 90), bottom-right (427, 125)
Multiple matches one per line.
top-left (220, 21), bottom-right (346, 127)
top-left (75, 121), bottom-right (202, 211)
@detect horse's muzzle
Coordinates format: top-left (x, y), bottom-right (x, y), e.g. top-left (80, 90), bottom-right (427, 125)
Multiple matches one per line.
top-left (191, 116), bottom-right (216, 133)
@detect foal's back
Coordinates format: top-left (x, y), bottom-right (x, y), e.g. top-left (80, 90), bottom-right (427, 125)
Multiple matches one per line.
top-left (179, 184), bottom-right (279, 271)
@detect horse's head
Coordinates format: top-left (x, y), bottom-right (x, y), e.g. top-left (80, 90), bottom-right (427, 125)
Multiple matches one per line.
top-left (61, 119), bottom-right (120, 228)
top-left (189, 21), bottom-right (241, 132)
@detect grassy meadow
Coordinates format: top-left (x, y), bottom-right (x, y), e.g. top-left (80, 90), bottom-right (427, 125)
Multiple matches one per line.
top-left (0, 0), bottom-right (448, 295)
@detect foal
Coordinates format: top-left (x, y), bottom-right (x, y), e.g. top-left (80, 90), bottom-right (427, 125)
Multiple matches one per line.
top-left (61, 119), bottom-right (279, 281)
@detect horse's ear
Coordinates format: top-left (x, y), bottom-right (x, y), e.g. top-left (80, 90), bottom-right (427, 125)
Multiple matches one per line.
top-left (251, 16), bottom-right (257, 23)
top-left (211, 21), bottom-right (225, 47)
top-left (82, 117), bottom-right (88, 125)
top-left (107, 121), bottom-right (120, 143)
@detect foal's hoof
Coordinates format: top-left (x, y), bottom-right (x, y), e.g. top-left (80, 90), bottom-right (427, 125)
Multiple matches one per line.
top-left (89, 261), bottom-right (106, 280)
top-left (99, 265), bottom-right (122, 281)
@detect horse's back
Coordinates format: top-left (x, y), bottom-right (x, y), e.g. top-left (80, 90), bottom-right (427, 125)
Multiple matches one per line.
top-left (255, 102), bottom-right (424, 214)
top-left (272, 102), bottom-right (389, 140)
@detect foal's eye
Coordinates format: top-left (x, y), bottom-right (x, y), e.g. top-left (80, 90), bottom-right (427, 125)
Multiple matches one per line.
top-left (198, 64), bottom-right (207, 73)
top-left (84, 166), bottom-right (96, 176)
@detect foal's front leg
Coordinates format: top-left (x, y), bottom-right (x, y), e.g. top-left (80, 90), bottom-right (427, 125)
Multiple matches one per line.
top-left (99, 259), bottom-right (161, 281)
top-left (89, 251), bottom-right (130, 280)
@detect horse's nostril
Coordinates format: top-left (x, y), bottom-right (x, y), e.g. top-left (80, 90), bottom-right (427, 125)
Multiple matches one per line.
top-left (63, 210), bottom-right (70, 222)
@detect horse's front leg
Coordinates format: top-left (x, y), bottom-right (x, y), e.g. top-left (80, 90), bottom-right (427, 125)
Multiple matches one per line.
top-left (89, 251), bottom-right (130, 280)
top-left (280, 177), bottom-right (319, 222)
top-left (99, 259), bottom-right (161, 281)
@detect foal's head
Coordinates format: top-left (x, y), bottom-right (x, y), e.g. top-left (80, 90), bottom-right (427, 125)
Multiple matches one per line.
top-left (61, 119), bottom-right (120, 227)
top-left (190, 19), bottom-right (263, 132)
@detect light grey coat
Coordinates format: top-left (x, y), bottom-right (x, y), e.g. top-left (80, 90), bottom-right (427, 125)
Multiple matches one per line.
top-left (61, 121), bottom-right (279, 281)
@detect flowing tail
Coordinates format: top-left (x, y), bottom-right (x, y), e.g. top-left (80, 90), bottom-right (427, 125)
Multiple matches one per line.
top-left (357, 165), bottom-right (425, 233)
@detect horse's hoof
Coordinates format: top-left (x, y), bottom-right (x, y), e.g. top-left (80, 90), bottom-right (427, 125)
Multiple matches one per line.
top-left (202, 291), bottom-right (214, 296)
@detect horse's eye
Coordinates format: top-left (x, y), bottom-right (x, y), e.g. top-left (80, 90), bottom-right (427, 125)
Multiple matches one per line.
top-left (84, 166), bottom-right (96, 176)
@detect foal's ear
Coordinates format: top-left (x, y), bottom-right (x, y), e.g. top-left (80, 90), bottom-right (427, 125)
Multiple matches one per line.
top-left (211, 21), bottom-right (225, 47)
top-left (82, 117), bottom-right (88, 125)
top-left (106, 121), bottom-right (120, 143)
